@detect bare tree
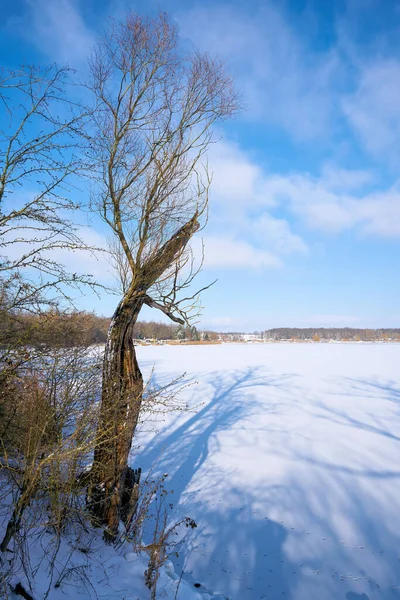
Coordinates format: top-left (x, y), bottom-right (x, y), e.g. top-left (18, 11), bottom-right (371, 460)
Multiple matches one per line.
top-left (0, 64), bottom-right (94, 310)
top-left (86, 12), bottom-right (238, 537)
top-left (0, 64), bottom-right (102, 438)
top-left (0, 66), bottom-right (99, 478)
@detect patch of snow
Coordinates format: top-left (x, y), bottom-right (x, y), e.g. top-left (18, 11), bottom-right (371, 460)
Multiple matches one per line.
top-left (4, 343), bottom-right (400, 599)
top-left (1, 517), bottom-right (215, 600)
top-left (134, 343), bottom-right (400, 600)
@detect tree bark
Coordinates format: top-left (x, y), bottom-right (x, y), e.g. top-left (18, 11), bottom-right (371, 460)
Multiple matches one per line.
top-left (88, 217), bottom-right (200, 538)
top-left (87, 292), bottom-right (144, 538)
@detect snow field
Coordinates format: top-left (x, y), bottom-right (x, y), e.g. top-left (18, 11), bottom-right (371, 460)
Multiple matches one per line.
top-left (135, 343), bottom-right (400, 600)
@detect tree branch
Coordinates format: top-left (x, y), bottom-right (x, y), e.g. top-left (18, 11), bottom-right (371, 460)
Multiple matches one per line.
top-left (140, 215), bottom-right (200, 289)
top-left (142, 294), bottom-right (184, 324)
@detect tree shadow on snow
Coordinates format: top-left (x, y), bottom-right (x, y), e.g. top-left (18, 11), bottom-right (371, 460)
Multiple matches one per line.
top-left (135, 367), bottom-right (294, 600)
top-left (135, 369), bottom-right (400, 600)
top-left (270, 376), bottom-right (400, 600)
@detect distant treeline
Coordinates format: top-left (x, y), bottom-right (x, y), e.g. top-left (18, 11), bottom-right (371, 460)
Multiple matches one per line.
top-left (0, 310), bottom-right (110, 347)
top-left (133, 321), bottom-right (218, 341)
top-left (262, 328), bottom-right (400, 341)
top-left (0, 310), bottom-right (218, 347)
top-left (2, 311), bottom-right (398, 347)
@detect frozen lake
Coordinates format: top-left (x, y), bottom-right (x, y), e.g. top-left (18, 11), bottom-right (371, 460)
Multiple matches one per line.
top-left (135, 343), bottom-right (400, 600)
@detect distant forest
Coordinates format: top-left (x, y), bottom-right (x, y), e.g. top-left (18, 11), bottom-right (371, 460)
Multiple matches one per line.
top-left (1, 309), bottom-right (398, 346)
top-left (0, 310), bottom-right (217, 347)
top-left (262, 328), bottom-right (400, 341)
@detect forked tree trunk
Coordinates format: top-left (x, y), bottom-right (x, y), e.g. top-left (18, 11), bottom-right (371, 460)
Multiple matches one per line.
top-left (88, 292), bottom-right (144, 538)
top-left (88, 217), bottom-right (200, 538)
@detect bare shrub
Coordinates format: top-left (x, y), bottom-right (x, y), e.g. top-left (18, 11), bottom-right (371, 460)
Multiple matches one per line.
top-left (0, 344), bottom-right (103, 593)
top-left (116, 468), bottom-right (196, 600)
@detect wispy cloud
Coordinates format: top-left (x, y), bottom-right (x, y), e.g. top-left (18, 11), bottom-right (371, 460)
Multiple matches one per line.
top-left (194, 236), bottom-right (282, 271)
top-left (264, 170), bottom-right (400, 237)
top-left (203, 137), bottom-right (400, 280)
top-left (178, 3), bottom-right (340, 140)
top-left (201, 139), bottom-right (308, 270)
top-left (179, 0), bottom-right (400, 169)
top-left (208, 140), bottom-right (277, 211)
top-left (210, 139), bottom-right (400, 238)
top-left (23, 0), bottom-right (95, 64)
top-left (320, 163), bottom-right (374, 193)
top-left (251, 214), bottom-right (308, 255)
top-left (51, 226), bottom-right (113, 280)
top-left (342, 59), bottom-right (400, 161)
top-left (2, 225), bottom-right (114, 282)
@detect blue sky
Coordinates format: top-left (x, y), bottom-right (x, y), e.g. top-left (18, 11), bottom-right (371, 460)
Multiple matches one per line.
top-left (2, 0), bottom-right (400, 331)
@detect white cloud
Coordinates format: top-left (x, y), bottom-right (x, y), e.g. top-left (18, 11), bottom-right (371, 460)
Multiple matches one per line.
top-left (208, 141), bottom-right (277, 209)
top-left (196, 135), bottom-right (400, 274)
top-left (2, 225), bottom-right (114, 282)
top-left (202, 140), bottom-right (307, 271)
top-left (50, 226), bottom-right (113, 280)
top-left (260, 170), bottom-right (400, 237)
top-left (208, 140), bottom-right (400, 242)
top-left (24, 0), bottom-right (95, 64)
top-left (15, 0), bottom-right (400, 165)
top-left (196, 236), bottom-right (282, 271)
top-left (320, 163), bottom-right (374, 192)
top-left (342, 60), bottom-right (400, 160)
top-left (178, 4), bottom-right (340, 140)
top-left (252, 214), bottom-right (308, 255)
top-left (179, 2), bottom-right (400, 164)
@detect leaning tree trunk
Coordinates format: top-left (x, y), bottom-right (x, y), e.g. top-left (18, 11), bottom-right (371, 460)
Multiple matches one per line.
top-left (88, 292), bottom-right (144, 538)
top-left (87, 216), bottom-right (200, 538)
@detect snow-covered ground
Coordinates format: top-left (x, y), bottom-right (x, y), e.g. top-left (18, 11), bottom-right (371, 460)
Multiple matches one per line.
top-left (134, 343), bottom-right (400, 600)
